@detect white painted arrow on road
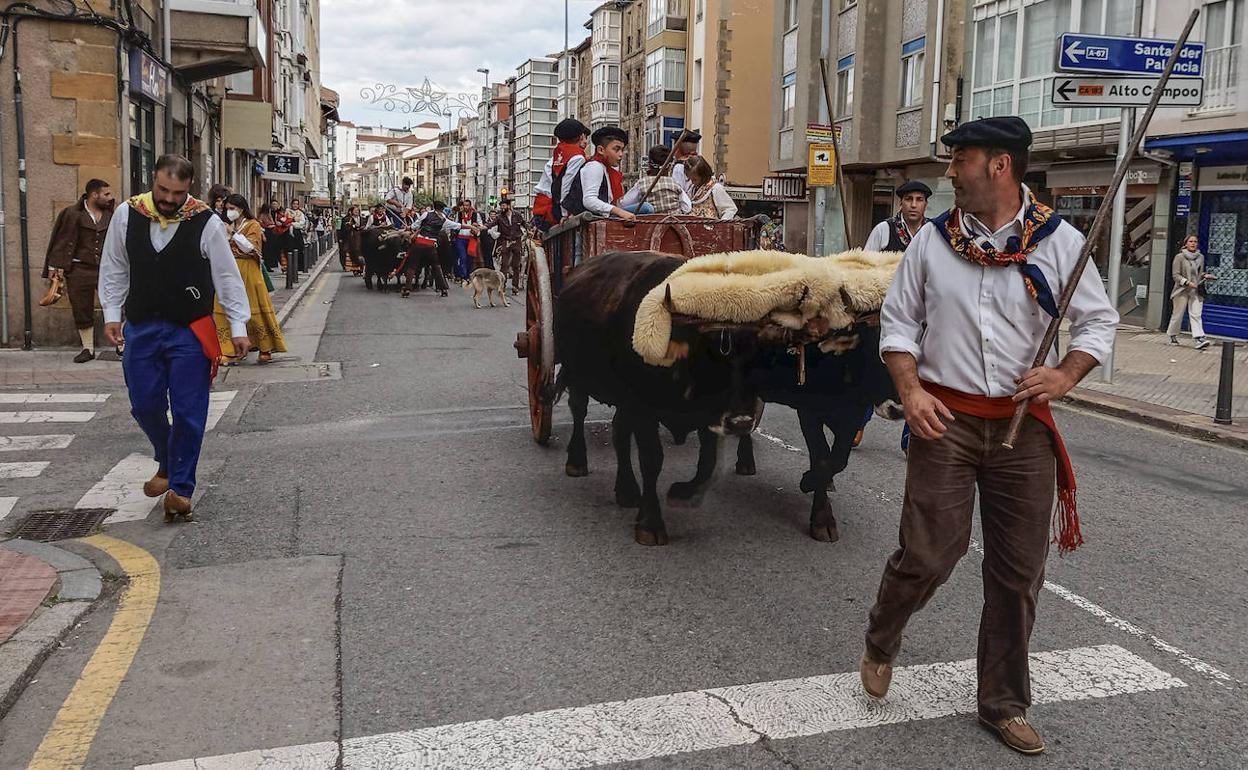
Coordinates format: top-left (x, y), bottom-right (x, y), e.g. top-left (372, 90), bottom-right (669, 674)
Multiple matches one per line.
top-left (136, 644), bottom-right (1184, 770)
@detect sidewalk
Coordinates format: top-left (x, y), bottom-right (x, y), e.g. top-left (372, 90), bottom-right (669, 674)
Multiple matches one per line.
top-left (0, 250), bottom-right (337, 388)
top-left (1062, 325), bottom-right (1248, 449)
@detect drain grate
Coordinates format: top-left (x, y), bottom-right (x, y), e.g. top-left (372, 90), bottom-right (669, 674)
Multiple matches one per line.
top-left (10, 508), bottom-right (114, 542)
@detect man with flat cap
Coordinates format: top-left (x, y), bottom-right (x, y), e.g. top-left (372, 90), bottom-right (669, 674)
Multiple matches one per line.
top-left (859, 116), bottom-right (1118, 755)
top-left (865, 180), bottom-right (932, 253)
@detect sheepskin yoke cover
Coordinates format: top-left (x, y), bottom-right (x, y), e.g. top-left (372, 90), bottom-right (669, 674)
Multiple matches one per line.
top-left (632, 249), bottom-right (901, 366)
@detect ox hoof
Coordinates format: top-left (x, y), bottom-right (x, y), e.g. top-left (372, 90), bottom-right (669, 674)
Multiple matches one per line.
top-left (735, 460), bottom-right (757, 476)
top-left (666, 481), bottom-right (705, 505)
top-left (810, 523), bottom-right (840, 543)
top-left (615, 485), bottom-right (641, 508)
top-left (635, 527), bottom-right (670, 547)
top-left (565, 463), bottom-right (589, 478)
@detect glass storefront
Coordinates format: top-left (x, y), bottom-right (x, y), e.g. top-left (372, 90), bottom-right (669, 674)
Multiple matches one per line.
top-left (1198, 189), bottom-right (1248, 338)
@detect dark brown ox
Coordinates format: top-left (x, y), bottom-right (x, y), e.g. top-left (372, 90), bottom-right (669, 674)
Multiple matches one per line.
top-left (554, 250), bottom-right (764, 546)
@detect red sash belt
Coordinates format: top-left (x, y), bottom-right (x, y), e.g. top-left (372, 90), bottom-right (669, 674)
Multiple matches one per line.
top-left (189, 315), bottom-right (223, 382)
top-left (412, 235), bottom-right (437, 247)
top-left (922, 381), bottom-right (1082, 556)
top-left (532, 192), bottom-right (553, 219)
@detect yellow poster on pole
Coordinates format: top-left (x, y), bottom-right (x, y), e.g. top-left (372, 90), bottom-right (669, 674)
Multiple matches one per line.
top-left (807, 143), bottom-right (836, 187)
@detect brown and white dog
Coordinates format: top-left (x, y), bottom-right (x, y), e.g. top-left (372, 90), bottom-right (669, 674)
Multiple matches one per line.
top-left (464, 268), bottom-right (511, 309)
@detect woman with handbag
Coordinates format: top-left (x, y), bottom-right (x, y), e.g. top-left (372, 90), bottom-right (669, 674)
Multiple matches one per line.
top-left (213, 194), bottom-right (288, 365)
top-left (1166, 234), bottom-right (1217, 350)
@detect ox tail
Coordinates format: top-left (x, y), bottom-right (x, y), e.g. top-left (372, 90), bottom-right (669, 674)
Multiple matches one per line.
top-left (552, 366), bottom-right (567, 406)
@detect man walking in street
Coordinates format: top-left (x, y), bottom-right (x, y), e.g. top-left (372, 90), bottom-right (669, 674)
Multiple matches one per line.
top-left (43, 178), bottom-right (115, 362)
top-left (481, 198), bottom-right (526, 294)
top-left (861, 117), bottom-right (1118, 755)
top-left (289, 198), bottom-right (309, 271)
top-left (100, 154), bottom-right (251, 521)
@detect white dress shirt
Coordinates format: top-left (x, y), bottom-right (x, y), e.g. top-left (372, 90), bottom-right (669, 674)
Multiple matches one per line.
top-left (574, 159), bottom-right (618, 217)
top-left (100, 202), bottom-right (251, 338)
top-left (864, 216), bottom-right (922, 252)
top-left (534, 158), bottom-right (554, 196)
top-left (554, 155), bottom-right (587, 214)
top-left (672, 162), bottom-right (693, 195)
top-left (880, 186), bottom-right (1118, 398)
top-left (385, 186), bottom-right (413, 211)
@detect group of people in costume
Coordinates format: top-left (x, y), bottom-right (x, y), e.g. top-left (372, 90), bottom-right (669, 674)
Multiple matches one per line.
top-left (531, 119), bottom-right (738, 231)
top-left (38, 112), bottom-right (1123, 757)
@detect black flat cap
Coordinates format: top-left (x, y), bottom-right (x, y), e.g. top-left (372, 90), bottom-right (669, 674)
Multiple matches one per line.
top-left (941, 116), bottom-right (1032, 152)
top-left (896, 180), bottom-right (932, 198)
top-left (591, 126), bottom-right (629, 147)
top-left (676, 129), bottom-right (702, 144)
top-left (554, 118), bottom-right (591, 142)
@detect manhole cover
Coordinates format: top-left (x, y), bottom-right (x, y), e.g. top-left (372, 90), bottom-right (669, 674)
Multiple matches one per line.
top-left (10, 508), bottom-right (113, 542)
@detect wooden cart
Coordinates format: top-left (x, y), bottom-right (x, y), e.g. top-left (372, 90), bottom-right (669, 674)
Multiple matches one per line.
top-left (514, 212), bottom-right (767, 444)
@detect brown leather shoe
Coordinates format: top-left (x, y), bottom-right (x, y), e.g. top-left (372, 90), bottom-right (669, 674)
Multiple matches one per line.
top-left (163, 491), bottom-right (193, 523)
top-left (143, 473), bottom-right (169, 498)
top-left (979, 715), bottom-right (1045, 755)
top-left (860, 653), bottom-right (892, 699)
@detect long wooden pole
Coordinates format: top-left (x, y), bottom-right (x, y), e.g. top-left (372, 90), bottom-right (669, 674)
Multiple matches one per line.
top-left (635, 128), bottom-right (692, 211)
top-left (1002, 8), bottom-right (1200, 448)
top-left (818, 58), bottom-right (852, 250)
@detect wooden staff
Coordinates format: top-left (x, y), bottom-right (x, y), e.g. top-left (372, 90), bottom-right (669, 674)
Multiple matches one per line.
top-left (818, 58), bottom-right (853, 250)
top-left (634, 128), bottom-right (692, 211)
top-left (1003, 8), bottom-right (1200, 449)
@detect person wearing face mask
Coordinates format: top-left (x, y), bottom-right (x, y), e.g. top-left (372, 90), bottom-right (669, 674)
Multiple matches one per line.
top-left (212, 194), bottom-right (287, 365)
top-left (43, 178), bottom-right (116, 362)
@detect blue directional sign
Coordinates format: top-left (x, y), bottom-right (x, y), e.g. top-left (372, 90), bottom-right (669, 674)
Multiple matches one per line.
top-left (1057, 33), bottom-right (1204, 77)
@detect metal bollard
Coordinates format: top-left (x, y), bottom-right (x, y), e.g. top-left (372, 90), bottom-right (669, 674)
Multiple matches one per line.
top-left (285, 244), bottom-right (297, 290)
top-left (1215, 340), bottom-right (1235, 425)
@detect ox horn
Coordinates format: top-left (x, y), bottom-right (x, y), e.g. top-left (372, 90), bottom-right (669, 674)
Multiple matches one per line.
top-left (663, 284), bottom-right (674, 311)
top-left (839, 286), bottom-right (855, 313)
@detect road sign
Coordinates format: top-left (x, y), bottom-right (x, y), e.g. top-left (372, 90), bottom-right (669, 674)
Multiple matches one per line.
top-left (807, 144), bottom-right (836, 186)
top-left (1050, 76), bottom-right (1204, 107)
top-left (1057, 33), bottom-right (1204, 76)
top-left (805, 123), bottom-right (842, 144)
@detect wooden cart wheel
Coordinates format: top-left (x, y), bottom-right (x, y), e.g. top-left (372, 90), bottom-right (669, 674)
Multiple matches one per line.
top-left (516, 241), bottom-right (555, 445)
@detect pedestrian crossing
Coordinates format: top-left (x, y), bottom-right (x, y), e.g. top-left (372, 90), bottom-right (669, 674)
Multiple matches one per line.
top-left (0, 390), bottom-right (237, 529)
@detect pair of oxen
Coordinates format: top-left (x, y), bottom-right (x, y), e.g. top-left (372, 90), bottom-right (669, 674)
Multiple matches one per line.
top-left (554, 251), bottom-right (903, 546)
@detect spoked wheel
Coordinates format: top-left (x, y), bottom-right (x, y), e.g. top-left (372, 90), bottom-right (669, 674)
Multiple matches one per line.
top-left (514, 240), bottom-right (555, 445)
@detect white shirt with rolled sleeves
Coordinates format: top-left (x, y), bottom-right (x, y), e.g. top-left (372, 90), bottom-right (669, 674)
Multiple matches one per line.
top-left (864, 217), bottom-right (922, 252)
top-left (574, 159), bottom-right (619, 217)
top-left (879, 187), bottom-right (1118, 398)
top-left (553, 155), bottom-right (587, 215)
top-left (99, 202), bottom-right (252, 339)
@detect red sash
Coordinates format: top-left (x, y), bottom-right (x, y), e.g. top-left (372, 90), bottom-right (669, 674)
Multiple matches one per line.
top-left (189, 315), bottom-right (223, 381)
top-left (532, 192), bottom-right (553, 219)
top-left (922, 381), bottom-right (1082, 555)
top-left (413, 235), bottom-right (437, 247)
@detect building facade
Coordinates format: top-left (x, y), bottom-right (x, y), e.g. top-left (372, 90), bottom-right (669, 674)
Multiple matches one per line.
top-left (512, 57), bottom-right (559, 211)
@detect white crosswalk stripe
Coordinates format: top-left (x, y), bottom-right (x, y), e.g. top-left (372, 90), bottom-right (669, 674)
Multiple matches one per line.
top-left (0, 393), bottom-right (109, 404)
top-left (0, 411), bottom-right (96, 423)
top-left (83, 390), bottom-right (238, 524)
top-left (0, 461), bottom-right (51, 479)
top-left (136, 644), bottom-right (1183, 770)
top-left (0, 497), bottom-right (16, 525)
top-left (0, 434), bottom-right (75, 452)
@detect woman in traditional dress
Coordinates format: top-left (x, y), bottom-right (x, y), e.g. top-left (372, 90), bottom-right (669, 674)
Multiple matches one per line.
top-left (338, 204), bottom-right (364, 274)
top-left (685, 157), bottom-right (739, 221)
top-left (213, 194), bottom-right (288, 365)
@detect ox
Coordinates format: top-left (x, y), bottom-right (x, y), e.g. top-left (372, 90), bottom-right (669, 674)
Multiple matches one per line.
top-left (555, 251), bottom-right (764, 546)
top-left (358, 229), bottom-right (405, 292)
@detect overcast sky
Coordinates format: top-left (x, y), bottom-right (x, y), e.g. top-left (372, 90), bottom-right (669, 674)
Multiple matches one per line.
top-left (321, 0), bottom-right (603, 130)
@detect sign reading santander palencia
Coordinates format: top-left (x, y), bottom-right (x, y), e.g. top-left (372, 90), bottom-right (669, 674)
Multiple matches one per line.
top-left (1056, 33), bottom-right (1204, 76)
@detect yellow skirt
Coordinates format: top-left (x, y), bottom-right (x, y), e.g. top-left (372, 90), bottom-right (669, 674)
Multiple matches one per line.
top-left (213, 256), bottom-right (288, 357)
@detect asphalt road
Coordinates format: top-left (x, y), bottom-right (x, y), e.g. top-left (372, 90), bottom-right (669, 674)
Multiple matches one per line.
top-left (1, 268), bottom-right (1246, 769)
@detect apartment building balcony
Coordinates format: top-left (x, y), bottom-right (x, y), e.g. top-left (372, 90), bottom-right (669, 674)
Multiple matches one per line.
top-left (1193, 44), bottom-right (1240, 114)
top-left (646, 0), bottom-right (687, 39)
top-left (170, 0), bottom-right (266, 82)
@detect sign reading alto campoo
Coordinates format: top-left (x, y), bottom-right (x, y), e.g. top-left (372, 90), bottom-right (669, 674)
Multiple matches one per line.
top-left (1051, 75), bottom-right (1204, 107)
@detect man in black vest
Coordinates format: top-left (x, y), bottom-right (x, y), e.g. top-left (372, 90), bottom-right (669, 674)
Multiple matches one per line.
top-left (864, 180), bottom-right (933, 253)
top-left (100, 155), bottom-right (251, 522)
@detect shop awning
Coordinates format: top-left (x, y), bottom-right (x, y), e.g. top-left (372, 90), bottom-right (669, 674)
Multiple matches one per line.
top-left (1144, 130), bottom-right (1248, 164)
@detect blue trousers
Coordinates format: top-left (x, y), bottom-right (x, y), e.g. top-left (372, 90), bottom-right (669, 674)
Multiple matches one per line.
top-left (122, 320), bottom-right (210, 497)
top-left (453, 237), bottom-right (472, 279)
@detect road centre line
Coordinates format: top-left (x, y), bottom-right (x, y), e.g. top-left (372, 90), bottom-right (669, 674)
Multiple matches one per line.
top-left (0, 434), bottom-right (75, 452)
top-left (0, 393), bottom-right (110, 404)
top-left (0, 411), bottom-right (96, 424)
top-left (28, 535), bottom-right (160, 770)
top-left (136, 644), bottom-right (1182, 770)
